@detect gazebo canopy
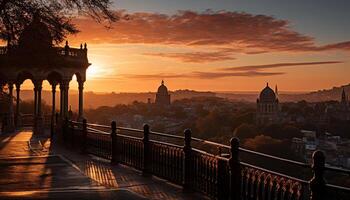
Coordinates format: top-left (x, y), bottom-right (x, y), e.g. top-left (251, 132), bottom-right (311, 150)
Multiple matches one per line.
top-left (0, 16), bottom-right (90, 85)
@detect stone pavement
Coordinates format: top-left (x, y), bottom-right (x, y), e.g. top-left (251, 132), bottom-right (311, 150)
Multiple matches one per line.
top-left (0, 129), bottom-right (207, 199)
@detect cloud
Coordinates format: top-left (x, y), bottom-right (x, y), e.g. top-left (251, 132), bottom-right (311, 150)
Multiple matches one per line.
top-left (190, 71), bottom-right (285, 79)
top-left (122, 71), bottom-right (284, 80)
top-left (122, 73), bottom-right (185, 79)
top-left (221, 61), bottom-right (343, 71)
top-left (74, 10), bottom-right (350, 53)
top-left (121, 60), bottom-right (341, 80)
top-left (143, 50), bottom-right (236, 63)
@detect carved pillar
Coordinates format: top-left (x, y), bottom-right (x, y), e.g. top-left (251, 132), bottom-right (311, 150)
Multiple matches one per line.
top-left (51, 83), bottom-right (57, 137)
top-left (15, 83), bottom-right (21, 127)
top-left (34, 86), bottom-right (38, 116)
top-left (33, 80), bottom-right (43, 134)
top-left (6, 83), bottom-right (15, 132)
top-left (59, 83), bottom-right (64, 117)
top-left (78, 81), bottom-right (84, 120)
top-left (51, 83), bottom-right (57, 118)
top-left (37, 82), bottom-right (42, 117)
top-left (60, 80), bottom-right (69, 118)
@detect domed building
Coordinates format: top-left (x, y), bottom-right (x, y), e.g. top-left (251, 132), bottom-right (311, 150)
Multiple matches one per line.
top-left (155, 80), bottom-right (171, 106)
top-left (256, 83), bottom-right (280, 125)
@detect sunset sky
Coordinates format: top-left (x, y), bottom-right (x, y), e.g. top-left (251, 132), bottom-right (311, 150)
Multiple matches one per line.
top-left (25, 0), bottom-right (350, 92)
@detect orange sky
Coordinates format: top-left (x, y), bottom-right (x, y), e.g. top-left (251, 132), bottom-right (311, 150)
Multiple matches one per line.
top-left (21, 9), bottom-right (350, 93)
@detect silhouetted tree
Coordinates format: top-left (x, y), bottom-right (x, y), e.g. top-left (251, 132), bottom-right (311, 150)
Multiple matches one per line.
top-left (0, 0), bottom-right (117, 45)
top-left (233, 123), bottom-right (258, 141)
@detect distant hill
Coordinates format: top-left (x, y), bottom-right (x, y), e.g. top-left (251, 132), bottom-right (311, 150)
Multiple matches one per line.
top-left (18, 89), bottom-right (215, 110)
top-left (216, 83), bottom-right (350, 103)
top-left (16, 83), bottom-right (350, 110)
top-left (299, 83), bottom-right (350, 102)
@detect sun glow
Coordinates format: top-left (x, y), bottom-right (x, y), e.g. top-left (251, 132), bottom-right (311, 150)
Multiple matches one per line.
top-left (86, 64), bottom-right (99, 78)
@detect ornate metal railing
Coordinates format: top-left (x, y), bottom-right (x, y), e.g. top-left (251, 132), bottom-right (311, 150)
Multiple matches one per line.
top-left (20, 114), bottom-right (52, 128)
top-left (0, 45), bottom-right (87, 59)
top-left (0, 46), bottom-right (7, 55)
top-left (57, 119), bottom-right (350, 200)
top-left (54, 47), bottom-right (87, 59)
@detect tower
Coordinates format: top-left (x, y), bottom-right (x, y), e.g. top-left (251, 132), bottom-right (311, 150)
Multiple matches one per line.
top-left (256, 83), bottom-right (280, 125)
top-left (341, 88), bottom-right (347, 105)
top-left (155, 80), bottom-right (171, 106)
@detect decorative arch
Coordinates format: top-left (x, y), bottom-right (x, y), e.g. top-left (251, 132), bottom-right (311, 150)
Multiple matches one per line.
top-left (47, 71), bottom-right (63, 85)
top-left (16, 71), bottom-right (34, 85)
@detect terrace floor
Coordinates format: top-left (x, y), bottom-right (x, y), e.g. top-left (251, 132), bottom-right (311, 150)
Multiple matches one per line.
top-left (0, 129), bottom-right (207, 199)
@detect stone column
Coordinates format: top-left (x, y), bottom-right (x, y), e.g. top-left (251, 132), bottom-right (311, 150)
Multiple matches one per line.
top-left (34, 80), bottom-right (43, 134)
top-left (15, 83), bottom-right (21, 127)
top-left (6, 83), bottom-right (15, 132)
top-left (37, 82), bottom-right (42, 117)
top-left (51, 83), bottom-right (57, 137)
top-left (60, 80), bottom-right (69, 118)
top-left (51, 83), bottom-right (57, 118)
top-left (34, 86), bottom-right (38, 116)
top-left (59, 83), bottom-right (64, 117)
top-left (78, 81), bottom-right (84, 120)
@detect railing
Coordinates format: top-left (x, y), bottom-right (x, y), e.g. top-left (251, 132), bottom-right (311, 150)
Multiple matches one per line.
top-left (20, 114), bottom-right (52, 128)
top-left (54, 47), bottom-right (87, 59)
top-left (0, 46), bottom-right (7, 55)
top-left (0, 45), bottom-right (87, 60)
top-left (58, 119), bottom-right (350, 200)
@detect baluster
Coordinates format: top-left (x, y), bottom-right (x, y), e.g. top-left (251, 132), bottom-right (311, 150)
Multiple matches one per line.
top-left (81, 119), bottom-right (87, 154)
top-left (230, 137), bottom-right (242, 200)
top-left (217, 157), bottom-right (229, 200)
top-left (270, 177), bottom-right (278, 200)
top-left (264, 175), bottom-right (271, 200)
top-left (252, 172), bottom-right (258, 200)
top-left (143, 124), bottom-right (150, 175)
top-left (257, 174), bottom-right (264, 200)
top-left (183, 129), bottom-right (192, 192)
top-left (111, 121), bottom-right (118, 164)
top-left (242, 169), bottom-right (248, 200)
top-left (309, 150), bottom-right (326, 200)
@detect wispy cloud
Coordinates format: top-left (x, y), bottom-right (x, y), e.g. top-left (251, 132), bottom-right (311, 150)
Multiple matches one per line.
top-left (143, 50), bottom-right (235, 63)
top-left (122, 71), bottom-right (284, 80)
top-left (121, 60), bottom-right (342, 80)
top-left (220, 61), bottom-right (343, 71)
top-left (75, 10), bottom-right (350, 53)
top-left (190, 71), bottom-right (285, 79)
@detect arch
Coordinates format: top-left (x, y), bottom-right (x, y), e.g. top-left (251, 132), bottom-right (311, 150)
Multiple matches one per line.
top-left (47, 71), bottom-right (63, 85)
top-left (73, 72), bottom-right (84, 83)
top-left (16, 71), bottom-right (34, 85)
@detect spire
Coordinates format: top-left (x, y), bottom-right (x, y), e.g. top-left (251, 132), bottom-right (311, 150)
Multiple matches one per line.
top-left (161, 80), bottom-right (164, 85)
top-left (266, 82), bottom-right (269, 87)
top-left (275, 84), bottom-right (278, 95)
top-left (341, 88), bottom-right (346, 103)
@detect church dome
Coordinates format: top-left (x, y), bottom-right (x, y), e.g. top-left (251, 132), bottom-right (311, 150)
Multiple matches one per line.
top-left (259, 83), bottom-right (276, 102)
top-left (157, 80), bottom-right (169, 95)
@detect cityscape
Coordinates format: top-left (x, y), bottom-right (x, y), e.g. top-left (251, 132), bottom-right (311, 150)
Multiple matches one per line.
top-left (0, 0), bottom-right (350, 200)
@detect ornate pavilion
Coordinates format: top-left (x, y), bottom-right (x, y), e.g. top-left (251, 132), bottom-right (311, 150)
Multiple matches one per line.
top-left (0, 17), bottom-right (90, 133)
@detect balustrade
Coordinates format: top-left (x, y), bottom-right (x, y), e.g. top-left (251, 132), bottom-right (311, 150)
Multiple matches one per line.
top-left (60, 119), bottom-right (350, 200)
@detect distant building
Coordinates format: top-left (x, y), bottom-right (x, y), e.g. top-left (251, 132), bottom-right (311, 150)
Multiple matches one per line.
top-left (341, 88), bottom-right (349, 109)
top-left (292, 130), bottom-right (350, 168)
top-left (155, 80), bottom-right (171, 106)
top-left (256, 83), bottom-right (280, 125)
top-left (325, 88), bottom-right (350, 121)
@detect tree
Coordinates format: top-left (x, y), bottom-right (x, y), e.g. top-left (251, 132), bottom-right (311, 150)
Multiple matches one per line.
top-left (0, 0), bottom-right (117, 45)
top-left (233, 123), bottom-right (258, 140)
